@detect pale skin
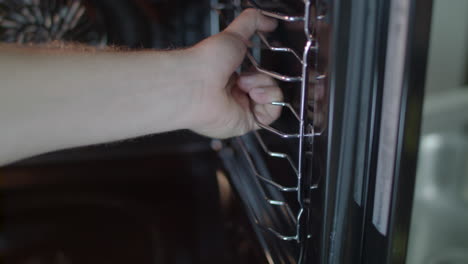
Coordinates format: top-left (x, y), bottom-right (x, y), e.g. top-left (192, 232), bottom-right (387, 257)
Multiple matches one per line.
top-left (0, 9), bottom-right (283, 166)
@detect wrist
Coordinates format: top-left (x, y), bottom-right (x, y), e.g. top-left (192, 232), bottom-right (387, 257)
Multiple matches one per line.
top-left (175, 47), bottom-right (208, 131)
top-left (126, 48), bottom-right (205, 133)
top-left (173, 46), bottom-right (213, 132)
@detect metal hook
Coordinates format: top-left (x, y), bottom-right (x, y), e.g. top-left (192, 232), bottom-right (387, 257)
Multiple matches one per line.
top-left (254, 131), bottom-right (299, 175)
top-left (247, 0), bottom-right (304, 22)
top-left (267, 227), bottom-right (298, 241)
top-left (246, 52), bottom-right (302, 82)
top-left (250, 102), bottom-right (317, 138)
top-left (252, 220), bottom-right (298, 242)
top-left (238, 138), bottom-right (298, 192)
top-left (258, 10), bottom-right (304, 22)
top-left (257, 32), bottom-right (304, 64)
top-left (270, 101), bottom-right (301, 121)
top-left (267, 198), bottom-right (297, 225)
top-left (248, 203), bottom-right (298, 242)
top-left (316, 74), bottom-right (327, 80)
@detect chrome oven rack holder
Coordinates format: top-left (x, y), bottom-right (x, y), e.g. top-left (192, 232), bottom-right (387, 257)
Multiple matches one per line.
top-left (212, 0), bottom-right (325, 263)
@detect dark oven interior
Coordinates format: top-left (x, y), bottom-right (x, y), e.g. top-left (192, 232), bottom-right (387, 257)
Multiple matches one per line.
top-left (0, 0), bottom-right (331, 263)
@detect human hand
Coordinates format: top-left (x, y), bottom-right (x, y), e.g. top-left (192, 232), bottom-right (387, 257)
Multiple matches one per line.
top-left (0, 9), bottom-right (282, 165)
top-left (185, 9), bottom-right (283, 139)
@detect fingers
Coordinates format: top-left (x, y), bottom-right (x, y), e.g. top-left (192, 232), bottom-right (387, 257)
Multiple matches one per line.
top-left (238, 73), bottom-right (282, 102)
top-left (225, 8), bottom-right (278, 42)
top-left (249, 84), bottom-right (283, 105)
top-left (237, 73), bottom-right (277, 93)
top-left (204, 9), bottom-right (277, 81)
top-left (251, 84), bottom-right (283, 126)
top-left (237, 73), bottom-right (283, 127)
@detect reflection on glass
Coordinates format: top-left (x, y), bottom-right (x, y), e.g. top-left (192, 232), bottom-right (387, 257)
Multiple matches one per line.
top-left (406, 0), bottom-right (468, 263)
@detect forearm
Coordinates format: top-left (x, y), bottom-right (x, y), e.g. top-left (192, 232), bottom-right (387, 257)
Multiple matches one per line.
top-left (0, 44), bottom-right (200, 165)
top-left (0, 9), bottom-right (280, 166)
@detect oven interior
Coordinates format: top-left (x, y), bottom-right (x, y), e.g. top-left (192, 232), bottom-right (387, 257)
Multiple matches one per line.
top-left (0, 0), bottom-right (331, 263)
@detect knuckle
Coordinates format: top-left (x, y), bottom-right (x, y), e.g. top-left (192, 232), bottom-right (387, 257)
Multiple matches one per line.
top-left (243, 8), bottom-right (258, 17)
top-left (220, 31), bottom-right (247, 57)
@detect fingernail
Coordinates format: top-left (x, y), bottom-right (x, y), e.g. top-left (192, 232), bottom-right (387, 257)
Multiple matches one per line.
top-left (251, 87), bottom-right (266, 94)
top-left (239, 75), bottom-right (254, 86)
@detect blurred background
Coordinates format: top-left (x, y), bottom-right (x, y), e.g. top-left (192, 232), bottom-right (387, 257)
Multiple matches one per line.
top-left (406, 0), bottom-right (468, 263)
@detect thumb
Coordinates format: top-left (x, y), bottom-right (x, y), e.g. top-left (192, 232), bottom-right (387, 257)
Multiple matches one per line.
top-left (216, 9), bottom-right (277, 76)
top-left (224, 8), bottom-right (278, 43)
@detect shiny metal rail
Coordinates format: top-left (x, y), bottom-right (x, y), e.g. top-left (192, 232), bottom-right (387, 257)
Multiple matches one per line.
top-left (254, 130), bottom-right (299, 175)
top-left (237, 137), bottom-right (299, 241)
top-left (257, 32), bottom-right (304, 64)
top-left (238, 135), bottom-right (298, 192)
top-left (250, 101), bottom-right (317, 138)
top-left (246, 52), bottom-right (302, 82)
top-left (247, 0), bottom-right (304, 22)
top-left (213, 0), bottom-right (326, 262)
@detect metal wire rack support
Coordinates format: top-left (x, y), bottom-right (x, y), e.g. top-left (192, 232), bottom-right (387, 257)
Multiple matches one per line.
top-left (212, 1), bottom-right (325, 262)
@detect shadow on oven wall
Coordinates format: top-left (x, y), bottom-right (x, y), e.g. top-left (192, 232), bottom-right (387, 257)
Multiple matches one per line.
top-left (0, 0), bottom-right (267, 263)
top-left (89, 0), bottom-right (213, 49)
